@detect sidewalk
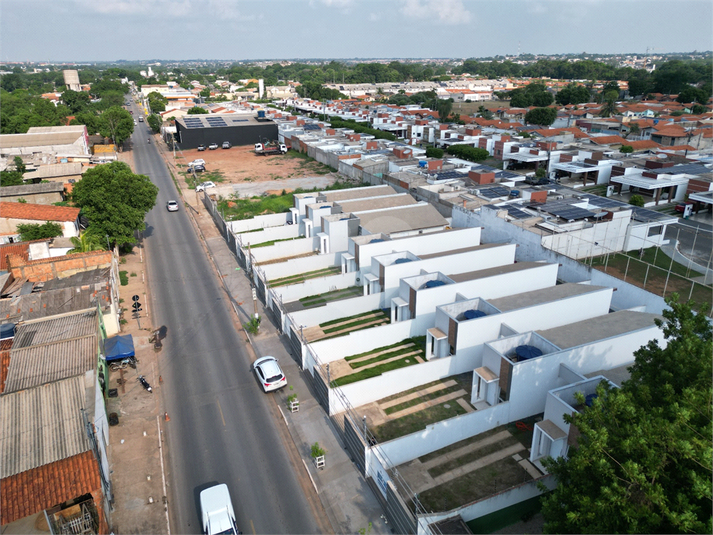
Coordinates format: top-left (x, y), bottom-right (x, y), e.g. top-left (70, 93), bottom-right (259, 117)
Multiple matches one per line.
top-left (178, 184), bottom-right (390, 534)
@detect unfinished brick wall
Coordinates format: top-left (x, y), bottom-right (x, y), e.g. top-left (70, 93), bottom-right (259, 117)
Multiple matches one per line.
top-left (7, 251), bottom-right (112, 282)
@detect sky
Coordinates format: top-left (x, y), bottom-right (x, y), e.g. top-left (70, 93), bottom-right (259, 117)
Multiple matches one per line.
top-left (2, 0), bottom-right (712, 63)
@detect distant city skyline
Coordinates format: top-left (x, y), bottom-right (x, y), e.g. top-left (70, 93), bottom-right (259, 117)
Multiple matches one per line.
top-left (2, 0), bottom-right (712, 63)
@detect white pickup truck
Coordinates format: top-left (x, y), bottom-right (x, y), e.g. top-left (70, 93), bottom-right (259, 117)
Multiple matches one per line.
top-left (200, 484), bottom-right (240, 535)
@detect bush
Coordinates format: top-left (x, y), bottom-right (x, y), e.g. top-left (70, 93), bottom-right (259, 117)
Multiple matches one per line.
top-left (119, 270), bottom-right (129, 285)
top-left (629, 194), bottom-right (645, 207)
top-left (426, 147), bottom-right (444, 158)
top-left (620, 145), bottom-right (634, 153)
top-left (445, 144), bottom-right (489, 162)
top-left (17, 221), bottom-right (63, 241)
top-left (311, 442), bottom-right (326, 458)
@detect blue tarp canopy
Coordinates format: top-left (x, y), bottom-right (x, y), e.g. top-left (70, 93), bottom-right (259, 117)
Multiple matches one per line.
top-left (463, 309), bottom-right (486, 320)
top-left (105, 334), bottom-right (135, 361)
top-left (515, 345), bottom-right (543, 361)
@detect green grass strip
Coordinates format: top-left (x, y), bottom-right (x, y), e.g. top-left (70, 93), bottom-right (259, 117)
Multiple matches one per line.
top-left (350, 346), bottom-right (421, 370)
top-left (332, 357), bottom-right (420, 387)
top-left (322, 314), bottom-right (388, 334)
top-left (250, 237), bottom-right (299, 249)
top-left (320, 309), bottom-right (385, 328)
top-left (371, 401), bottom-right (467, 443)
top-left (427, 436), bottom-right (521, 478)
top-left (385, 383), bottom-right (463, 415)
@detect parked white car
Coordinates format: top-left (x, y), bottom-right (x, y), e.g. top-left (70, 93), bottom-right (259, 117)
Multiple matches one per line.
top-left (196, 181), bottom-right (216, 192)
top-left (189, 159), bottom-right (206, 167)
top-left (200, 484), bottom-right (239, 535)
top-left (252, 356), bottom-right (287, 392)
top-left (166, 200), bottom-right (179, 212)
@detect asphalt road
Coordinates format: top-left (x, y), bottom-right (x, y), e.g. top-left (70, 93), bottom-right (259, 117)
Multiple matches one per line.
top-left (128, 103), bottom-right (323, 534)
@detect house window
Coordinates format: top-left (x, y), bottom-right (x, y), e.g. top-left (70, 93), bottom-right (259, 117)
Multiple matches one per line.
top-left (648, 225), bottom-right (662, 237)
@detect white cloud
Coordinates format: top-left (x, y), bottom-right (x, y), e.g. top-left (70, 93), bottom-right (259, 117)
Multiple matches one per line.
top-left (527, 2), bottom-right (548, 15)
top-left (369, 12), bottom-right (381, 21)
top-left (309, 0), bottom-right (353, 7)
top-left (206, 0), bottom-right (256, 21)
top-left (400, 0), bottom-right (472, 25)
top-left (72, 0), bottom-right (254, 20)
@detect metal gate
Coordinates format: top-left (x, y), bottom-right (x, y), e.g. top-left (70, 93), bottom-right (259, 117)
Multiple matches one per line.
top-left (366, 478), bottom-right (418, 535)
top-left (310, 364), bottom-right (330, 413)
top-left (344, 413), bottom-right (367, 474)
top-left (288, 325), bottom-right (302, 364)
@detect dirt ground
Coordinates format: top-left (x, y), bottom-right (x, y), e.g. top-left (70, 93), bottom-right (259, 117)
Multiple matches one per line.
top-left (173, 144), bottom-right (335, 187)
top-left (453, 100), bottom-right (509, 116)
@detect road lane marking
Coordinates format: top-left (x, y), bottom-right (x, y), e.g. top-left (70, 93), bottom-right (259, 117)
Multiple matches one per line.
top-left (250, 519), bottom-right (256, 534)
top-left (216, 399), bottom-right (226, 427)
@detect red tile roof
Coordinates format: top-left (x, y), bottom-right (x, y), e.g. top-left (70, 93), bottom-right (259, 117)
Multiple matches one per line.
top-left (652, 127), bottom-right (688, 138)
top-left (625, 140), bottom-right (662, 150)
top-left (657, 144), bottom-right (697, 152)
top-left (0, 242), bottom-right (30, 271)
top-left (590, 135), bottom-right (628, 145)
top-left (1, 451), bottom-right (101, 524)
top-left (0, 203), bottom-right (80, 222)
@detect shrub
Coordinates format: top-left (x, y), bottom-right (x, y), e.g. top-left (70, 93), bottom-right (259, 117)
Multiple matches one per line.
top-left (426, 147), bottom-right (444, 158)
top-left (119, 271), bottom-right (129, 285)
top-left (620, 145), bottom-right (634, 153)
top-left (17, 221), bottom-right (63, 241)
top-left (445, 144), bottom-right (489, 162)
top-left (629, 194), bottom-right (645, 207)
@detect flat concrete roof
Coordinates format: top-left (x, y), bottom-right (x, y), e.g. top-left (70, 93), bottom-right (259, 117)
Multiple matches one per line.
top-left (585, 364), bottom-right (632, 387)
top-left (320, 185), bottom-right (395, 202)
top-left (357, 203), bottom-right (448, 235)
top-left (488, 283), bottom-right (610, 312)
top-left (175, 114), bottom-right (268, 129)
top-left (417, 242), bottom-right (504, 261)
top-left (448, 261), bottom-right (549, 283)
top-left (537, 310), bottom-right (661, 350)
top-left (337, 193), bottom-right (416, 213)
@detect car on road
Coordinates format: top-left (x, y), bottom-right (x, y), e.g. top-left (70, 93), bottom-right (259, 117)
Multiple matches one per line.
top-left (166, 200), bottom-right (179, 212)
top-left (208, 143), bottom-right (219, 150)
top-left (196, 181), bottom-right (215, 192)
top-left (252, 356), bottom-right (287, 392)
top-left (222, 141), bottom-right (231, 149)
top-left (138, 116), bottom-right (144, 122)
top-left (134, 120), bottom-right (137, 126)
top-left (200, 484), bottom-right (239, 535)
top-left (189, 159), bottom-right (206, 167)
top-left (197, 144), bottom-right (206, 151)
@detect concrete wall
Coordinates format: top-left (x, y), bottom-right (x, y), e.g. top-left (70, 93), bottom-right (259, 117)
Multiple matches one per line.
top-left (250, 236), bottom-right (318, 263)
top-left (262, 252), bottom-right (338, 280)
top-left (277, 271), bottom-right (358, 304)
top-left (288, 292), bottom-right (381, 328)
top-left (540, 212), bottom-right (630, 260)
top-left (6, 250), bottom-right (112, 282)
top-left (237, 224), bottom-right (301, 247)
top-left (230, 212), bottom-right (289, 232)
top-left (377, 402), bottom-right (511, 468)
top-left (452, 205), bottom-right (669, 314)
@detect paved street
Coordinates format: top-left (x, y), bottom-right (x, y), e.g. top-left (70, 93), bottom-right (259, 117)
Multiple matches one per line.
top-left (129, 104), bottom-right (326, 534)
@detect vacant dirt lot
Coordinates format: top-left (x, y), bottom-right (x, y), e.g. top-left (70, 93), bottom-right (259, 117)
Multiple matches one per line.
top-left (174, 144), bottom-right (335, 187)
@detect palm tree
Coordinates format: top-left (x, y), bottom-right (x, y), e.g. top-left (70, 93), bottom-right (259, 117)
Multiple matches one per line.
top-left (68, 231), bottom-right (105, 254)
top-left (599, 97), bottom-right (618, 118)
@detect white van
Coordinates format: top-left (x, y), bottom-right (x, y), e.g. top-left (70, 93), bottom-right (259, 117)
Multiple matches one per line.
top-left (200, 484), bottom-right (239, 535)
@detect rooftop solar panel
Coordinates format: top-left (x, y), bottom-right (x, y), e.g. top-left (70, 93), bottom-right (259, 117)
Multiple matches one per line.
top-left (477, 186), bottom-right (510, 199)
top-left (630, 207), bottom-right (678, 223)
top-left (505, 206), bottom-right (533, 219)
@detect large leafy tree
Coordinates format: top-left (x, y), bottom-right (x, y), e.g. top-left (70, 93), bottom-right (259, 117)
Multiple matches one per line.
top-left (556, 83), bottom-right (591, 106)
top-left (98, 106), bottom-right (134, 148)
top-left (72, 161), bottom-right (158, 247)
top-left (525, 107), bottom-right (557, 126)
top-left (1, 156), bottom-right (26, 187)
top-left (17, 222), bottom-right (64, 241)
top-left (541, 296), bottom-right (712, 534)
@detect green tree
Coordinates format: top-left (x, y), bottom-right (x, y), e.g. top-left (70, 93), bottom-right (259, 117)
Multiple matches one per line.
top-left (61, 89), bottom-right (91, 114)
top-left (524, 107), bottom-right (557, 126)
top-left (625, 123), bottom-right (640, 139)
top-left (628, 194), bottom-right (645, 207)
top-left (620, 145), bottom-right (634, 153)
top-left (147, 114), bottom-right (162, 133)
top-left (541, 296), bottom-right (712, 534)
top-left (691, 104), bottom-right (707, 114)
top-left (99, 106), bottom-right (134, 148)
top-left (445, 145), bottom-right (489, 162)
top-left (72, 161), bottom-right (158, 247)
top-left (556, 83), bottom-right (591, 106)
top-left (425, 147), bottom-right (444, 158)
top-left (599, 96), bottom-right (618, 118)
top-left (677, 86), bottom-right (708, 104)
top-left (532, 91), bottom-right (554, 107)
top-left (187, 106), bottom-right (209, 114)
top-left (437, 99), bottom-right (453, 120)
top-left (1, 156), bottom-right (26, 187)
top-left (17, 221), bottom-right (63, 241)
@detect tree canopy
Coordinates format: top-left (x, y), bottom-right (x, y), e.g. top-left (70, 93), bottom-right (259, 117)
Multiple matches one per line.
top-left (1, 156), bottom-right (26, 187)
top-left (444, 145), bottom-right (489, 162)
top-left (541, 296), bottom-right (712, 534)
top-left (98, 106), bottom-right (134, 147)
top-left (72, 161), bottom-right (158, 247)
top-left (187, 106), bottom-right (209, 114)
top-left (17, 221), bottom-right (63, 241)
top-left (525, 107), bottom-right (557, 126)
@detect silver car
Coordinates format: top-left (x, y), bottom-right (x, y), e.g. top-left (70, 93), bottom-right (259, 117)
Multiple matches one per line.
top-left (166, 200), bottom-right (179, 212)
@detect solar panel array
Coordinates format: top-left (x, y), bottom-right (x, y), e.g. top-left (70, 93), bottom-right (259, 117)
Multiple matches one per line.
top-left (534, 200), bottom-right (596, 221)
top-left (183, 117), bottom-right (204, 129)
top-left (428, 170), bottom-right (464, 180)
top-left (205, 117), bottom-right (227, 127)
top-left (477, 186), bottom-right (510, 199)
top-left (504, 205), bottom-right (533, 219)
top-left (630, 207), bottom-right (677, 223)
top-left (303, 124), bottom-right (322, 131)
top-left (579, 194), bottom-right (623, 209)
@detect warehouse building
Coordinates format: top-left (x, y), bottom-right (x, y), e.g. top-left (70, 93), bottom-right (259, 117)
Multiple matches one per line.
top-left (174, 114), bottom-right (278, 149)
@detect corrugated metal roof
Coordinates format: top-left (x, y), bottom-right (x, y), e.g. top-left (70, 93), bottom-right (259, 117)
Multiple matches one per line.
top-left (0, 374), bottom-right (91, 478)
top-left (4, 335), bottom-right (97, 393)
top-left (12, 309), bottom-right (97, 349)
top-left (21, 162), bottom-right (83, 180)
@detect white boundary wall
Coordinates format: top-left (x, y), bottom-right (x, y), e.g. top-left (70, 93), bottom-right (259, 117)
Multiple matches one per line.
top-left (289, 292), bottom-right (381, 327)
top-left (237, 225), bottom-right (301, 246)
top-left (310, 319), bottom-right (416, 363)
top-left (277, 272), bottom-right (359, 304)
top-left (251, 237), bottom-right (318, 263)
top-left (452, 206), bottom-right (668, 314)
top-left (375, 402), bottom-right (511, 468)
top-left (262, 252), bottom-right (339, 280)
top-left (229, 212), bottom-right (289, 232)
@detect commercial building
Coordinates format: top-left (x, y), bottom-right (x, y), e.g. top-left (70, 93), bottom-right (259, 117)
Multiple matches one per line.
top-left (174, 114), bottom-right (278, 149)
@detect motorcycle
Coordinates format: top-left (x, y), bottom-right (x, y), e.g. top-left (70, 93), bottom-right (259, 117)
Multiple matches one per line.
top-left (147, 138), bottom-right (151, 144)
top-left (138, 375), bottom-right (153, 393)
top-left (109, 356), bottom-right (138, 371)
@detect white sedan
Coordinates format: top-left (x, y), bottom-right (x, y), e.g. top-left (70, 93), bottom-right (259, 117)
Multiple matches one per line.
top-left (166, 200), bottom-right (179, 212)
top-left (196, 181), bottom-right (216, 192)
top-left (252, 356), bottom-right (287, 392)
top-left (189, 159), bottom-right (206, 167)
